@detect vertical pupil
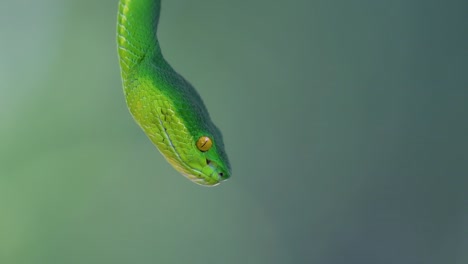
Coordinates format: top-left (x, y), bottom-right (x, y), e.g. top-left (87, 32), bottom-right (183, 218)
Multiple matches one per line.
top-left (197, 136), bottom-right (212, 151)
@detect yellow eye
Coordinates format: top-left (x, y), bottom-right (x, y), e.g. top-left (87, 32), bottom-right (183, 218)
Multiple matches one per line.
top-left (196, 136), bottom-right (212, 152)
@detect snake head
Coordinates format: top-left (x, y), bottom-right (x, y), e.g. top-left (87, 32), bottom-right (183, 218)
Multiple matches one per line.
top-left (162, 130), bottom-right (231, 186)
top-left (133, 88), bottom-right (231, 186)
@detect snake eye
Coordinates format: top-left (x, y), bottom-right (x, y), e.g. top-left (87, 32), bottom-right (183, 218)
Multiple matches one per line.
top-left (196, 136), bottom-right (212, 152)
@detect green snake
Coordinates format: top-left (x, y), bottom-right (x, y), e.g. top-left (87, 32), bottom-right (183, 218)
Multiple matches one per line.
top-left (117, 0), bottom-right (231, 186)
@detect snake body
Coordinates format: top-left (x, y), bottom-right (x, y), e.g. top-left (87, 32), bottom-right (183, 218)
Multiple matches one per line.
top-left (117, 0), bottom-right (231, 186)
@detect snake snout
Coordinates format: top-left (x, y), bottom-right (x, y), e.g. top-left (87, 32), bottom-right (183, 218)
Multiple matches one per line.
top-left (206, 159), bottom-right (230, 182)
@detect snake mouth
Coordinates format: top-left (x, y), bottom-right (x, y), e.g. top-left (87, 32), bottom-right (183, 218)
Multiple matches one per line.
top-left (206, 159), bottom-right (229, 182)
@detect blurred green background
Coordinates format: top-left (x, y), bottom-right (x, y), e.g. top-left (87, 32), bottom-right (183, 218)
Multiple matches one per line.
top-left (1, 0), bottom-right (467, 263)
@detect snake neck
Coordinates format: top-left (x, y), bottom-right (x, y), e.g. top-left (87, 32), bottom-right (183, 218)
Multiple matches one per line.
top-left (117, 0), bottom-right (163, 76)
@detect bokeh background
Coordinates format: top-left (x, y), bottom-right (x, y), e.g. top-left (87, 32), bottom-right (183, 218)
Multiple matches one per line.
top-left (1, 0), bottom-right (467, 263)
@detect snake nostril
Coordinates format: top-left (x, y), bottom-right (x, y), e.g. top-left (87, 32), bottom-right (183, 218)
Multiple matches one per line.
top-left (206, 159), bottom-right (211, 165)
top-left (218, 172), bottom-right (224, 177)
